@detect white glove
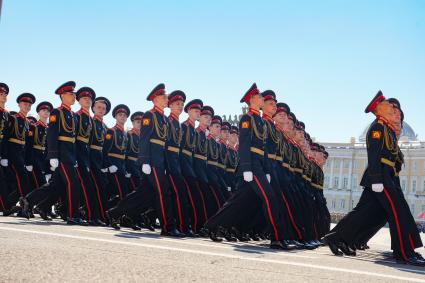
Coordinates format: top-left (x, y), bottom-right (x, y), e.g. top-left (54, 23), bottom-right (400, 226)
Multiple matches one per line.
top-left (227, 187), bottom-right (232, 192)
top-left (50, 159), bottom-right (59, 169)
top-left (125, 172), bottom-right (132, 178)
top-left (266, 174), bottom-right (271, 183)
top-left (86, 167), bottom-right (90, 172)
top-left (142, 164), bottom-right (151, 175)
top-left (25, 165), bottom-right (33, 172)
top-left (372, 183), bottom-right (384, 193)
top-left (45, 174), bottom-right (52, 182)
top-left (101, 168), bottom-right (108, 173)
top-left (50, 167), bottom-right (56, 172)
top-left (0, 159), bottom-right (8, 167)
top-left (243, 171), bottom-right (253, 182)
top-left (108, 165), bottom-right (118, 173)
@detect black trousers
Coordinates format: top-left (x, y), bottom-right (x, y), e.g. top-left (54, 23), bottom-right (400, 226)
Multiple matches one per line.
top-left (206, 171), bottom-right (284, 241)
top-left (4, 161), bottom-right (32, 209)
top-left (109, 166), bottom-right (175, 232)
top-left (107, 171), bottom-right (129, 200)
top-left (76, 166), bottom-right (101, 221)
top-left (168, 172), bottom-right (190, 232)
top-left (90, 165), bottom-right (109, 221)
top-left (183, 175), bottom-right (208, 232)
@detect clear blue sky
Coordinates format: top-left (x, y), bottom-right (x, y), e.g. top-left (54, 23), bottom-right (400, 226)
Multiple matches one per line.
top-left (1, 0), bottom-right (424, 142)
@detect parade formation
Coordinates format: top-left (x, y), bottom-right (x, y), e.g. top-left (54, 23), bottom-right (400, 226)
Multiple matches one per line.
top-left (0, 81), bottom-right (423, 267)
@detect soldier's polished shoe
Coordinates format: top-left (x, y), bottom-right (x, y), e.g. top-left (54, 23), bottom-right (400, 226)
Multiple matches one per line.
top-left (302, 241), bottom-right (317, 250)
top-left (106, 211), bottom-right (120, 230)
top-left (67, 218), bottom-right (88, 226)
top-left (396, 255), bottom-right (425, 266)
top-left (94, 219), bottom-right (107, 227)
top-left (282, 240), bottom-right (297, 250)
top-left (88, 220), bottom-right (98, 226)
top-left (185, 229), bottom-right (197, 238)
top-left (34, 207), bottom-right (52, 221)
top-left (322, 237), bottom-right (343, 256)
top-left (19, 197), bottom-right (30, 220)
top-left (292, 240), bottom-right (305, 249)
top-left (3, 206), bottom-right (21, 216)
top-left (250, 233), bottom-right (261, 241)
top-left (131, 224), bottom-right (142, 231)
top-left (209, 230), bottom-right (223, 242)
top-left (198, 228), bottom-right (209, 238)
top-left (338, 242), bottom-right (356, 256)
top-left (161, 228), bottom-right (186, 238)
top-left (270, 240), bottom-right (286, 250)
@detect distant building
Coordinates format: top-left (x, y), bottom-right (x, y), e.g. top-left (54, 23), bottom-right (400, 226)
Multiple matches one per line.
top-left (322, 122), bottom-right (425, 220)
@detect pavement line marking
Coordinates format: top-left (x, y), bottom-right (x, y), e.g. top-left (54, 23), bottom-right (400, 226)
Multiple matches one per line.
top-left (1, 226), bottom-right (425, 282)
top-left (72, 228), bottom-right (317, 259)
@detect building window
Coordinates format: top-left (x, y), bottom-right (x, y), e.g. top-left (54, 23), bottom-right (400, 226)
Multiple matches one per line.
top-left (333, 177), bottom-right (339, 189)
top-left (351, 176), bottom-right (358, 190)
top-left (326, 160), bottom-right (331, 169)
top-left (343, 160), bottom-right (350, 169)
top-left (340, 199), bottom-right (345, 209)
top-left (342, 177), bottom-right (348, 190)
top-left (422, 179), bottom-right (425, 192)
top-left (324, 176), bottom-right (330, 188)
top-left (412, 179), bottom-right (417, 193)
top-left (332, 200), bottom-right (336, 209)
top-left (413, 161), bottom-right (417, 172)
top-left (334, 159), bottom-right (340, 168)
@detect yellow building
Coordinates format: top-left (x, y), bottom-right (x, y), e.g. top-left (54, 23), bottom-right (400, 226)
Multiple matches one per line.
top-left (322, 122), bottom-right (425, 220)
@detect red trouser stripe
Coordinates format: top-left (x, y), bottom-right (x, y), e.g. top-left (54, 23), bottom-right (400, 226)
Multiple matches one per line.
top-left (130, 177), bottom-right (137, 191)
top-left (383, 187), bottom-right (407, 261)
top-left (113, 174), bottom-right (123, 199)
top-left (408, 234), bottom-right (415, 250)
top-left (183, 177), bottom-right (198, 231)
top-left (198, 187), bottom-right (208, 222)
top-left (11, 164), bottom-right (24, 197)
top-left (253, 175), bottom-right (280, 241)
top-left (76, 168), bottom-right (92, 221)
top-left (32, 170), bottom-right (39, 189)
top-left (0, 196), bottom-right (5, 210)
top-left (280, 192), bottom-right (303, 240)
top-left (60, 163), bottom-right (73, 218)
top-left (152, 167), bottom-right (168, 232)
top-left (91, 170), bottom-right (105, 221)
top-left (209, 185), bottom-right (221, 210)
top-left (169, 175), bottom-right (184, 232)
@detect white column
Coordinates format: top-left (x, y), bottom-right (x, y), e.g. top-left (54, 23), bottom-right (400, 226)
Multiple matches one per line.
top-left (338, 158), bottom-right (344, 189)
top-left (329, 158), bottom-right (334, 188)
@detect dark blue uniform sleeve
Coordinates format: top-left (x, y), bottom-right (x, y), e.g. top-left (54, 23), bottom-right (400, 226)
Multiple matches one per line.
top-left (139, 111), bottom-right (154, 165)
top-left (366, 123), bottom-right (385, 184)
top-left (46, 109), bottom-right (60, 160)
top-left (238, 114), bottom-right (252, 173)
top-left (102, 128), bottom-right (114, 168)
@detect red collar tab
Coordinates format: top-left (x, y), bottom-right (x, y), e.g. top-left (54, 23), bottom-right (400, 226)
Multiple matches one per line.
top-left (78, 108), bottom-right (90, 117)
top-left (114, 124), bottom-right (124, 132)
top-left (262, 113), bottom-right (273, 122)
top-left (248, 108), bottom-right (261, 116)
top-left (185, 119), bottom-right (195, 127)
top-left (169, 113), bottom-right (179, 122)
top-left (94, 115), bottom-right (103, 122)
top-left (152, 106), bottom-right (164, 115)
top-left (17, 112), bottom-right (26, 119)
top-left (60, 103), bottom-right (72, 111)
top-left (36, 120), bottom-right (48, 128)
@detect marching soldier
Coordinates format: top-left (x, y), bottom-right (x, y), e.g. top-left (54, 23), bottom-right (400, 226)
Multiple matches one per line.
top-left (126, 111), bottom-right (143, 191)
top-left (107, 84), bottom-right (184, 237)
top-left (323, 92), bottom-right (425, 266)
top-left (89, 96), bottom-right (111, 223)
top-left (103, 104), bottom-right (130, 201)
top-left (225, 126), bottom-right (239, 192)
top-left (165, 91), bottom-right (192, 234)
top-left (206, 83), bottom-right (287, 249)
top-left (0, 83), bottom-right (10, 212)
top-left (75, 87), bottom-right (102, 225)
top-left (45, 81), bottom-right (86, 225)
top-left (180, 99), bottom-right (208, 233)
top-left (26, 101), bottom-right (52, 190)
top-left (2, 93), bottom-right (35, 212)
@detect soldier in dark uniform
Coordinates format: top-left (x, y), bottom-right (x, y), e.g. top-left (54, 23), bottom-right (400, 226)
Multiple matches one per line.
top-left (2, 93), bottom-right (35, 212)
top-left (107, 84), bottom-right (183, 237)
top-left (89, 96), bottom-right (111, 223)
top-left (195, 106), bottom-right (221, 220)
top-left (44, 81), bottom-right (87, 225)
top-left (165, 91), bottom-right (192, 235)
top-left (225, 126), bottom-right (239, 192)
top-left (180, 99), bottom-right (209, 234)
top-left (323, 92), bottom-right (425, 266)
top-left (74, 87), bottom-right (104, 225)
top-left (103, 104), bottom-right (130, 201)
top-left (26, 101), bottom-right (52, 190)
top-left (126, 111), bottom-right (143, 191)
top-left (206, 83), bottom-right (288, 249)
top-left (0, 83), bottom-right (9, 213)
top-left (217, 121), bottom-right (231, 199)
